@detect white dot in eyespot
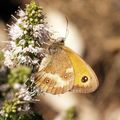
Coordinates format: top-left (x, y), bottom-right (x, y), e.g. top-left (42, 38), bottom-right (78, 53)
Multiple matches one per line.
top-left (81, 76), bottom-right (88, 83)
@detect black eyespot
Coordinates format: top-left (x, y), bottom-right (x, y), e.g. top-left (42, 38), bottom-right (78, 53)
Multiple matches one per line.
top-left (81, 76), bottom-right (88, 83)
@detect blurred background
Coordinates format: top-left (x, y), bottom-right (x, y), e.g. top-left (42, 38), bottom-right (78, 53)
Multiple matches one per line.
top-left (0, 0), bottom-right (120, 120)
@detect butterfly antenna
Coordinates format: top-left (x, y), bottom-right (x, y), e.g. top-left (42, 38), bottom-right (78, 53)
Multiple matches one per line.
top-left (65, 17), bottom-right (69, 40)
top-left (57, 17), bottom-right (69, 43)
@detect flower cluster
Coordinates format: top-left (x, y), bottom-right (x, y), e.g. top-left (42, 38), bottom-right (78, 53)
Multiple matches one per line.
top-left (4, 1), bottom-right (52, 68)
top-left (0, 2), bottom-right (53, 119)
top-left (18, 75), bottom-right (39, 101)
top-left (0, 97), bottom-right (40, 119)
top-left (0, 67), bottom-right (39, 118)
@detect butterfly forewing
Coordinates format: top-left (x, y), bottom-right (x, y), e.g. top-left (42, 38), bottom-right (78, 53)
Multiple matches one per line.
top-left (63, 46), bottom-right (99, 93)
top-left (35, 46), bottom-right (74, 94)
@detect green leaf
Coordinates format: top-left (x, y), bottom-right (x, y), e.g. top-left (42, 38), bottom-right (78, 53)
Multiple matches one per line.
top-left (8, 66), bottom-right (31, 85)
top-left (0, 51), bottom-right (4, 68)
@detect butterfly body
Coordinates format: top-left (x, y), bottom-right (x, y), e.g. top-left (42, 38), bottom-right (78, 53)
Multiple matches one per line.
top-left (35, 41), bottom-right (99, 94)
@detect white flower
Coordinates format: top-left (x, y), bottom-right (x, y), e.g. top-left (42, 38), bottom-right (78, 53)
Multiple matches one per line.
top-left (23, 104), bottom-right (30, 111)
top-left (18, 55), bottom-right (34, 65)
top-left (18, 87), bottom-right (32, 101)
top-left (27, 45), bottom-right (40, 54)
top-left (0, 110), bottom-right (4, 116)
top-left (4, 57), bottom-right (13, 67)
top-left (17, 18), bottom-right (29, 29)
top-left (33, 24), bottom-right (44, 31)
top-left (17, 18), bottom-right (23, 24)
top-left (13, 46), bottom-right (22, 55)
top-left (23, 93), bottom-right (32, 101)
top-left (23, 45), bottom-right (42, 55)
top-left (18, 9), bottom-right (26, 17)
top-left (4, 50), bottom-right (14, 67)
top-left (18, 55), bottom-right (27, 63)
top-left (28, 45), bottom-right (35, 53)
top-left (32, 58), bottom-right (39, 64)
top-left (35, 47), bottom-right (43, 53)
top-left (13, 83), bottom-right (22, 89)
top-left (22, 47), bottom-right (29, 53)
top-left (18, 39), bottom-right (26, 46)
top-left (17, 107), bottom-right (22, 111)
top-left (33, 24), bottom-right (50, 44)
top-left (10, 41), bottom-right (16, 48)
top-left (9, 24), bottom-right (24, 40)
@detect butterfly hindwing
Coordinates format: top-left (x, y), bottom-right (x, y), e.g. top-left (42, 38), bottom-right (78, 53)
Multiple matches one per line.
top-left (35, 45), bottom-right (74, 94)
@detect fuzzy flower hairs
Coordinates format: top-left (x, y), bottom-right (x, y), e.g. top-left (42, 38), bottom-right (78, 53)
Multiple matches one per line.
top-left (4, 1), bottom-right (52, 69)
top-left (0, 1), bottom-right (53, 119)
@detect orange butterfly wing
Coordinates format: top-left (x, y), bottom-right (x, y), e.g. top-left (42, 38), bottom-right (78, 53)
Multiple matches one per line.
top-left (35, 46), bottom-right (74, 94)
top-left (63, 46), bottom-right (99, 93)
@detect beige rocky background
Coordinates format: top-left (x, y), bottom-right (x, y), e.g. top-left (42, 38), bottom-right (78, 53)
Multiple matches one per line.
top-left (0, 0), bottom-right (120, 120)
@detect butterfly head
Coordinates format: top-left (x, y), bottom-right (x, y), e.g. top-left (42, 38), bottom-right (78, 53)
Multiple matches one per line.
top-left (48, 39), bottom-right (64, 55)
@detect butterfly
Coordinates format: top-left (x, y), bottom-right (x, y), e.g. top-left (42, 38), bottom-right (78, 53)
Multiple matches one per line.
top-left (35, 40), bottom-right (99, 95)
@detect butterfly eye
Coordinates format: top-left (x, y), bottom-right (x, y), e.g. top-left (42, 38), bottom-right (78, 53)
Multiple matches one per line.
top-left (81, 76), bottom-right (88, 83)
top-left (49, 44), bottom-right (62, 55)
top-left (49, 46), bottom-right (58, 54)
